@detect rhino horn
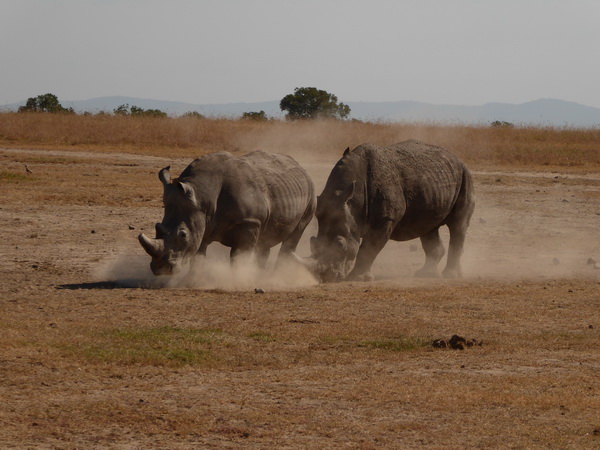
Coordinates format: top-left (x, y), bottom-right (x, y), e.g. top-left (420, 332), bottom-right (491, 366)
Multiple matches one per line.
top-left (290, 252), bottom-right (319, 275)
top-left (138, 233), bottom-right (165, 257)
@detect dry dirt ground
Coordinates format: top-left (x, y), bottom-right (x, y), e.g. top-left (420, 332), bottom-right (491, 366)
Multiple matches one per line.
top-left (1, 147), bottom-right (600, 448)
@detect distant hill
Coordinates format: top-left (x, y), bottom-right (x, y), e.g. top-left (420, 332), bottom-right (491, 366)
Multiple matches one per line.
top-left (348, 98), bottom-right (600, 127)
top-left (2, 96), bottom-right (600, 128)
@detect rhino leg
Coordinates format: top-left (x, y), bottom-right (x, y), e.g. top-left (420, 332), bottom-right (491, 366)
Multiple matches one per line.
top-left (228, 221), bottom-right (261, 266)
top-left (442, 223), bottom-right (468, 278)
top-left (255, 246), bottom-right (271, 269)
top-left (442, 185), bottom-right (474, 278)
top-left (415, 228), bottom-right (445, 278)
top-left (276, 230), bottom-right (303, 264)
top-left (275, 204), bottom-right (315, 270)
top-left (347, 222), bottom-right (394, 281)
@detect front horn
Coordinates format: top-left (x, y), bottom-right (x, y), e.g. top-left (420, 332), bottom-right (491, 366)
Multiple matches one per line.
top-left (290, 252), bottom-right (319, 275)
top-left (138, 233), bottom-right (165, 257)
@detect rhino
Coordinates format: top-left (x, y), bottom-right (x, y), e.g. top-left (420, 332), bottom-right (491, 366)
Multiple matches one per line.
top-left (139, 150), bottom-right (316, 276)
top-left (309, 140), bottom-right (475, 282)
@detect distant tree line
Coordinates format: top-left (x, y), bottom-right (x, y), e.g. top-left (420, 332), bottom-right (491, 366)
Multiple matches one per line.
top-left (17, 87), bottom-right (352, 121)
top-left (113, 104), bottom-right (167, 118)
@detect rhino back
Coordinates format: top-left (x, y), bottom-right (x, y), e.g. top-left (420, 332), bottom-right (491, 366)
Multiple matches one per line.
top-left (180, 151), bottom-right (314, 245)
top-left (242, 151), bottom-right (316, 245)
top-left (326, 140), bottom-right (471, 240)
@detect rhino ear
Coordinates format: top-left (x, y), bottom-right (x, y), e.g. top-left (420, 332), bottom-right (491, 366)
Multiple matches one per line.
top-left (343, 147), bottom-right (350, 157)
top-left (175, 180), bottom-right (197, 205)
top-left (337, 181), bottom-right (355, 204)
top-left (159, 166), bottom-right (171, 186)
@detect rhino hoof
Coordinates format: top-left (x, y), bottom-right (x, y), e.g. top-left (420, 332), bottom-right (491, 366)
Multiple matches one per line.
top-left (348, 272), bottom-right (374, 282)
top-left (442, 268), bottom-right (462, 279)
top-left (415, 268), bottom-right (441, 278)
top-left (359, 272), bottom-right (375, 282)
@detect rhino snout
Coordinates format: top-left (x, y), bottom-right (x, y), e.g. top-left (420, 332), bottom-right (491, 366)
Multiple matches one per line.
top-left (150, 259), bottom-right (175, 276)
top-left (320, 269), bottom-right (345, 283)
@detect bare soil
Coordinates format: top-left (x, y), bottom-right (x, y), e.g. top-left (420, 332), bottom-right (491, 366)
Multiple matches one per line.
top-left (1, 147), bottom-right (600, 448)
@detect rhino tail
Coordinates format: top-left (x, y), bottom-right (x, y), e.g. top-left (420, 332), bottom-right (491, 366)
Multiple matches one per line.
top-left (159, 166), bottom-right (171, 185)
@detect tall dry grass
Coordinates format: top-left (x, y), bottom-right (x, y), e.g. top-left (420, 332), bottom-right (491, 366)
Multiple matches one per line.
top-left (1, 112), bottom-right (599, 169)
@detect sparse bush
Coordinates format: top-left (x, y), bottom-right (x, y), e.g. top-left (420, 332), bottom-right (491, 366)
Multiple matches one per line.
top-left (140, 108), bottom-right (168, 118)
top-left (491, 120), bottom-right (514, 128)
top-left (114, 104), bottom-right (167, 118)
top-left (113, 104), bottom-right (130, 116)
top-left (181, 111), bottom-right (205, 119)
top-left (242, 110), bottom-right (268, 121)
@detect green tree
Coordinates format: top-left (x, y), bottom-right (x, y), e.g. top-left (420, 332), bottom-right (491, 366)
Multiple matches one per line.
top-left (19, 93), bottom-right (74, 114)
top-left (113, 104), bottom-right (166, 118)
top-left (130, 105), bottom-right (145, 116)
top-left (280, 87), bottom-right (350, 120)
top-left (181, 111), bottom-right (205, 119)
top-left (143, 108), bottom-right (167, 118)
top-left (491, 120), bottom-right (514, 128)
top-left (113, 104), bottom-right (131, 116)
top-left (242, 110), bottom-right (268, 121)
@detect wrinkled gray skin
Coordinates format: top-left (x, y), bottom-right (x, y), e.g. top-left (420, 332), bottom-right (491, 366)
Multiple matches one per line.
top-left (139, 151), bottom-right (316, 276)
top-left (310, 140), bottom-right (475, 282)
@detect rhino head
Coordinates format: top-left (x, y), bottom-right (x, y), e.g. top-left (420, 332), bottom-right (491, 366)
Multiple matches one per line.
top-left (309, 181), bottom-right (360, 282)
top-left (138, 166), bottom-right (204, 276)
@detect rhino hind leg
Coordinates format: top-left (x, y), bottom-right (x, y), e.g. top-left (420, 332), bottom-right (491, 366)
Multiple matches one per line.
top-left (442, 185), bottom-right (474, 278)
top-left (275, 203), bottom-right (315, 270)
top-left (415, 228), bottom-right (445, 278)
top-left (442, 223), bottom-right (468, 278)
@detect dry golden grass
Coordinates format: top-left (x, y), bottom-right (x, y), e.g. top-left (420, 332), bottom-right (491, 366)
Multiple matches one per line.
top-left (1, 121), bottom-right (600, 447)
top-left (2, 112), bottom-right (600, 170)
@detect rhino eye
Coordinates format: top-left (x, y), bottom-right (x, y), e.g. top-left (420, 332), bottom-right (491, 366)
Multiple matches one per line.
top-left (335, 237), bottom-right (347, 251)
top-left (178, 229), bottom-right (188, 240)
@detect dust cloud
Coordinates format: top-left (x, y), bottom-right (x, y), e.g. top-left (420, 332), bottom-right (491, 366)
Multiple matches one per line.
top-left (94, 245), bottom-right (317, 290)
top-left (96, 131), bottom-right (600, 289)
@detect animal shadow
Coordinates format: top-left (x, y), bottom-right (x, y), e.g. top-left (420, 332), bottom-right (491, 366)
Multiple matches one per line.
top-left (57, 279), bottom-right (155, 290)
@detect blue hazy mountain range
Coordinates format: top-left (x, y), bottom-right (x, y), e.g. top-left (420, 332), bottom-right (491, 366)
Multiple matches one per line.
top-left (3, 96), bottom-right (600, 127)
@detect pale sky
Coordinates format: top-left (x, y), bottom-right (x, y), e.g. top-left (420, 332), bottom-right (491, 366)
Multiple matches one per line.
top-left (2, 0), bottom-right (600, 108)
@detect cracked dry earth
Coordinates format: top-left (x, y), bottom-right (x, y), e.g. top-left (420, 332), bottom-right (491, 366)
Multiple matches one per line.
top-left (1, 147), bottom-right (600, 448)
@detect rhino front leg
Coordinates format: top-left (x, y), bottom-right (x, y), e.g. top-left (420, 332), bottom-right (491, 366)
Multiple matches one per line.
top-left (228, 221), bottom-right (261, 266)
top-left (186, 242), bottom-right (208, 275)
top-left (347, 222), bottom-right (394, 282)
top-left (255, 246), bottom-right (270, 269)
top-left (415, 228), bottom-right (445, 277)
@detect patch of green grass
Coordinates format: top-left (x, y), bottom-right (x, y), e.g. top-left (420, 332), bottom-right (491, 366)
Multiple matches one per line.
top-left (247, 331), bottom-right (275, 342)
top-left (63, 326), bottom-right (228, 367)
top-left (359, 336), bottom-right (430, 352)
top-left (0, 170), bottom-right (32, 183)
top-left (318, 335), bottom-right (355, 346)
